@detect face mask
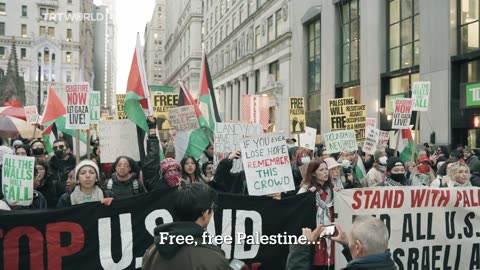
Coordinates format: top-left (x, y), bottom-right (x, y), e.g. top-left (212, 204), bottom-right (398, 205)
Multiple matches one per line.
top-left (164, 170), bottom-right (181, 187)
top-left (390, 173), bottom-right (406, 183)
top-left (418, 164), bottom-right (430, 174)
top-left (288, 144), bottom-right (296, 149)
top-left (301, 156), bottom-right (311, 165)
top-left (32, 148), bottom-right (45, 155)
top-left (54, 149), bottom-right (66, 159)
top-left (378, 165), bottom-right (386, 172)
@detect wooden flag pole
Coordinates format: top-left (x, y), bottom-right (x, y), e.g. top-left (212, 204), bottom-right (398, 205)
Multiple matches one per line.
top-left (86, 129), bottom-right (91, 160)
top-left (394, 129), bottom-right (401, 157)
top-left (296, 133), bottom-right (300, 147)
top-left (75, 129), bottom-right (80, 164)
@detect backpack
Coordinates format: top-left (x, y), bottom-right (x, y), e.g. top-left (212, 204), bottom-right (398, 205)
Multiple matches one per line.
top-left (106, 178), bottom-right (140, 195)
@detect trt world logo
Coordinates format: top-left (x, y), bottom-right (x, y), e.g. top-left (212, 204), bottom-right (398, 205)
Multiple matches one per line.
top-left (43, 12), bottom-right (112, 22)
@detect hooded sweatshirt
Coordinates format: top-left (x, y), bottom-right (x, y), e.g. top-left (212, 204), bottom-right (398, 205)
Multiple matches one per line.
top-left (142, 222), bottom-right (230, 270)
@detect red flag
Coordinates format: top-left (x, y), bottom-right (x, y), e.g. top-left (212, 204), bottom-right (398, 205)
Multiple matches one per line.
top-left (40, 85), bottom-right (66, 124)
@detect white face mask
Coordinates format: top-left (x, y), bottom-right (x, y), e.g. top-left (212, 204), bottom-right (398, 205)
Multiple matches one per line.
top-left (301, 156), bottom-right (311, 164)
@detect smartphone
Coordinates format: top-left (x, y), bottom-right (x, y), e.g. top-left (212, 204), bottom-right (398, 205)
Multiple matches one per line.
top-left (319, 225), bottom-right (337, 239)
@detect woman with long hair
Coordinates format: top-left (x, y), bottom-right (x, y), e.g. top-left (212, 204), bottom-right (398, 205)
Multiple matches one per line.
top-left (181, 156), bottom-right (205, 184)
top-left (443, 162), bottom-right (471, 187)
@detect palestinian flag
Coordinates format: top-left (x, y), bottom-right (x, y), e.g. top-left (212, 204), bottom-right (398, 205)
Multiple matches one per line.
top-left (40, 85), bottom-right (66, 124)
top-left (42, 123), bottom-right (55, 154)
top-left (355, 154), bottom-right (367, 185)
top-left (198, 53), bottom-right (221, 130)
top-left (393, 129), bottom-right (416, 163)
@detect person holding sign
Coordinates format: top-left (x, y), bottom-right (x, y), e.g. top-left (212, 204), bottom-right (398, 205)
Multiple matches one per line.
top-left (376, 157), bottom-right (410, 187)
top-left (287, 159), bottom-right (335, 269)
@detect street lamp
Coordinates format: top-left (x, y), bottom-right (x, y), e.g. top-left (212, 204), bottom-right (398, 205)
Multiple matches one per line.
top-left (37, 52), bottom-right (41, 113)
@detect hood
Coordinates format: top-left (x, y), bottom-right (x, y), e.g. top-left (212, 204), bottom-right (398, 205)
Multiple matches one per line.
top-left (154, 222), bottom-right (206, 260)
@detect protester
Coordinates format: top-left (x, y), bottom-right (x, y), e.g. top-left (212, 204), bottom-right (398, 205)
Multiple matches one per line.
top-left (201, 161), bottom-right (214, 182)
top-left (34, 159), bottom-right (64, 207)
top-left (181, 156), bottom-right (205, 184)
top-left (463, 146), bottom-right (480, 173)
top-left (443, 161), bottom-right (471, 187)
top-left (324, 157), bottom-right (344, 190)
top-left (142, 183), bottom-right (230, 269)
top-left (287, 159), bottom-right (335, 269)
top-left (104, 156), bottom-right (146, 199)
top-left (376, 157), bottom-right (410, 186)
top-left (430, 145), bottom-right (449, 168)
top-left (198, 143), bottom-right (214, 168)
top-left (365, 154), bottom-right (387, 187)
top-left (430, 158), bottom-right (457, 187)
top-left (14, 144), bottom-right (31, 156)
top-left (57, 160), bottom-right (105, 207)
top-left (214, 150), bottom-right (247, 194)
top-left (5, 190), bottom-right (47, 210)
top-left (48, 138), bottom-right (76, 185)
top-left (410, 156), bottom-right (435, 186)
top-left (342, 166), bottom-right (363, 189)
top-left (30, 139), bottom-right (48, 161)
top-left (0, 145), bottom-right (14, 199)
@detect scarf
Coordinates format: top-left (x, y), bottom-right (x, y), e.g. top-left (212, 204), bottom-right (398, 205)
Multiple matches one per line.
top-left (383, 177), bottom-right (403, 186)
top-left (70, 185), bottom-right (104, 205)
top-left (315, 187), bottom-right (334, 263)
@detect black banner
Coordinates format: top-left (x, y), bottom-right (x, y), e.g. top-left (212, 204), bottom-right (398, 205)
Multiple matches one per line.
top-left (0, 188), bottom-right (315, 270)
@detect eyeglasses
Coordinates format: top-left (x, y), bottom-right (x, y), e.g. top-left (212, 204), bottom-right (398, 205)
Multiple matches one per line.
top-left (53, 145), bottom-right (65, 151)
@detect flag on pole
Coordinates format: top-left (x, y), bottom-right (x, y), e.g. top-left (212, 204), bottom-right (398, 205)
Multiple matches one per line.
top-left (355, 155), bottom-right (367, 183)
top-left (42, 123), bottom-right (55, 154)
top-left (124, 33), bottom-right (151, 132)
top-left (198, 53), bottom-right (221, 130)
top-left (393, 129), bottom-right (415, 163)
top-left (40, 85), bottom-right (66, 124)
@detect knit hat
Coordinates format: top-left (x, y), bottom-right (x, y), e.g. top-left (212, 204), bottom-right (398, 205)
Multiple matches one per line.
top-left (75, 160), bottom-right (100, 180)
top-left (160, 158), bottom-right (181, 174)
top-left (374, 150), bottom-right (383, 161)
top-left (386, 157), bottom-right (405, 172)
top-left (324, 157), bottom-right (341, 170)
top-left (0, 146), bottom-right (13, 166)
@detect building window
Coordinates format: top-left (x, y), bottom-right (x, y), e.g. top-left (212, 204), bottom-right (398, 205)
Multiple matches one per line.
top-left (22, 5), bottom-right (27, 17)
top-left (40, 8), bottom-right (47, 19)
top-left (66, 71), bottom-right (72, 82)
top-left (248, 0), bottom-right (255, 16)
top-left (233, 13), bottom-right (237, 29)
top-left (388, 0), bottom-right (419, 71)
top-left (459, 0), bottom-right (480, 53)
top-left (67, 0), bottom-right (72, 4)
top-left (44, 48), bottom-right (49, 62)
top-left (0, 3), bottom-right (5, 15)
top-left (269, 61), bottom-right (279, 82)
top-left (239, 5), bottom-right (244, 23)
top-left (226, 20), bottom-right (230, 36)
top-left (340, 0), bottom-right (360, 83)
top-left (66, 51), bottom-right (72, 63)
top-left (0, 22), bottom-right (4, 36)
top-left (255, 25), bottom-right (261, 49)
top-left (308, 19), bottom-right (321, 93)
top-left (21, 48), bottom-right (26, 59)
top-left (67, 28), bottom-right (72, 41)
top-left (0, 46), bottom-right (4, 58)
top-left (276, 9), bottom-right (282, 37)
top-left (40, 26), bottom-right (46, 36)
top-left (21, 24), bottom-right (27, 38)
top-left (267, 15), bottom-right (274, 42)
top-left (48, 27), bottom-right (55, 37)
top-left (67, 11), bottom-right (72, 22)
top-left (255, 69), bottom-right (260, 93)
top-left (52, 53), bottom-right (55, 62)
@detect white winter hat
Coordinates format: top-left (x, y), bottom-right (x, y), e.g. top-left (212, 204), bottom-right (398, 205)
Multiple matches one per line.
top-left (75, 160), bottom-right (100, 180)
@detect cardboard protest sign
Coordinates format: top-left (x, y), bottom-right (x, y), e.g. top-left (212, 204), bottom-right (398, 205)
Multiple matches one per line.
top-left (116, 94), bottom-right (127, 119)
top-left (328, 97), bottom-right (355, 130)
top-left (362, 126), bottom-right (379, 155)
top-left (323, 130), bottom-right (357, 154)
top-left (335, 187), bottom-right (480, 269)
top-left (392, 98), bottom-right (413, 129)
top-left (99, 119), bottom-right (140, 163)
top-left (152, 94), bottom-right (178, 130)
top-left (386, 93), bottom-right (407, 114)
top-left (289, 97), bottom-right (306, 134)
top-left (66, 83), bottom-right (90, 129)
top-left (299, 127), bottom-right (316, 150)
top-left (366, 117), bottom-right (376, 128)
top-left (240, 133), bottom-right (295, 196)
top-left (241, 95), bottom-right (270, 130)
top-left (24, 106), bottom-right (39, 124)
top-left (89, 91), bottom-right (100, 124)
top-left (2, 155), bottom-right (35, 206)
top-left (377, 130), bottom-right (390, 149)
top-left (214, 123), bottom-right (263, 173)
top-left (345, 103), bottom-right (366, 141)
top-left (411, 81), bottom-right (431, 111)
top-left (167, 105), bottom-right (199, 132)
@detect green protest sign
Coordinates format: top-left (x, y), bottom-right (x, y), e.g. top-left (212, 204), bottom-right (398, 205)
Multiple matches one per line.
top-left (466, 82), bottom-right (480, 108)
top-left (2, 155), bottom-right (35, 206)
top-left (411, 81), bottom-right (430, 111)
top-left (90, 91), bottom-right (101, 124)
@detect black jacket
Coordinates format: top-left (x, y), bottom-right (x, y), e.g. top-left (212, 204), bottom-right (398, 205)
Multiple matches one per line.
top-left (142, 136), bottom-right (171, 191)
top-left (48, 154), bottom-right (76, 184)
top-left (104, 172), bottom-right (145, 199)
top-left (341, 247), bottom-right (397, 270)
top-left (142, 222), bottom-right (230, 270)
top-left (37, 174), bottom-right (65, 208)
top-left (213, 159), bottom-right (247, 194)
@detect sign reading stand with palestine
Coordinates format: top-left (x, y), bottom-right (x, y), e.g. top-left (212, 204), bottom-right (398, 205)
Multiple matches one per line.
top-left (240, 133), bottom-right (295, 196)
top-left (392, 98), bottom-right (413, 129)
top-left (2, 155), bottom-right (35, 206)
top-left (289, 97), bottom-right (306, 134)
top-left (24, 106), bottom-right (39, 124)
top-left (66, 82), bottom-right (90, 129)
top-left (411, 81), bottom-right (431, 111)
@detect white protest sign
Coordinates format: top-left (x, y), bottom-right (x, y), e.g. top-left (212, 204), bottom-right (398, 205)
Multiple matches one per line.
top-left (362, 126), bottom-right (379, 155)
top-left (89, 91), bottom-right (101, 124)
top-left (24, 106), bottom-right (39, 124)
top-left (392, 98), bottom-right (413, 129)
top-left (377, 130), bottom-right (390, 149)
top-left (214, 123), bottom-right (263, 173)
top-left (323, 130), bottom-right (357, 154)
top-left (240, 133), bottom-right (295, 196)
top-left (366, 117), bottom-right (376, 128)
top-left (2, 155), bottom-right (35, 206)
top-left (99, 119), bottom-right (140, 163)
top-left (168, 105), bottom-right (199, 131)
top-left (411, 81), bottom-right (431, 111)
top-left (299, 127), bottom-right (316, 150)
top-left (66, 82), bottom-right (90, 129)
top-left (335, 187), bottom-right (480, 269)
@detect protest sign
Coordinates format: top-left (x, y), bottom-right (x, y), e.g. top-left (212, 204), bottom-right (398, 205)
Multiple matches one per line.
top-left (366, 117), bottom-right (376, 128)
top-left (392, 98), bottom-right (413, 129)
top-left (66, 83), bottom-right (90, 129)
top-left (377, 130), bottom-right (390, 149)
top-left (328, 97), bottom-right (354, 130)
top-left (214, 122), bottom-right (263, 173)
top-left (0, 189), bottom-right (315, 270)
top-left (323, 130), bottom-right (357, 154)
top-left (362, 126), bottom-right (379, 155)
top-left (116, 94), bottom-right (127, 119)
top-left (289, 97), bottom-right (306, 134)
top-left (241, 95), bottom-right (270, 130)
top-left (345, 103), bottom-right (366, 141)
top-left (240, 133), bottom-right (295, 196)
top-left (152, 94), bottom-right (178, 130)
top-left (386, 93), bottom-right (407, 114)
top-left (89, 91), bottom-right (100, 124)
top-left (2, 155), bottom-right (35, 206)
top-left (167, 105), bottom-right (199, 131)
top-left (99, 119), bottom-right (140, 163)
top-left (335, 187), bottom-right (480, 269)
top-left (24, 106), bottom-right (39, 124)
top-left (411, 81), bottom-right (431, 111)
top-left (299, 127), bottom-right (316, 150)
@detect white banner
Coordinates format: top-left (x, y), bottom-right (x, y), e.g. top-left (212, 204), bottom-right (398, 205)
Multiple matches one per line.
top-left (299, 127), bottom-right (316, 150)
top-left (240, 133), bottom-right (295, 196)
top-left (99, 120), bottom-right (140, 163)
top-left (335, 187), bottom-right (480, 270)
top-left (2, 155), bottom-right (35, 206)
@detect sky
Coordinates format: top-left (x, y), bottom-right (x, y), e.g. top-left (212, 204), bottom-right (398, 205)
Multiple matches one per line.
top-left (94, 0), bottom-right (156, 93)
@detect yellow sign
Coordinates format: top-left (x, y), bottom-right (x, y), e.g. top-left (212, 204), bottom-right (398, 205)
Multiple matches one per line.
top-left (152, 94), bottom-right (179, 130)
top-left (116, 94), bottom-right (127, 119)
top-left (289, 97), bottom-right (306, 134)
top-left (328, 97), bottom-right (366, 141)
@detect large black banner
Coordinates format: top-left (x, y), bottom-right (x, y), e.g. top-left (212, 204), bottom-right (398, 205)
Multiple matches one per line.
top-left (0, 188), bottom-right (315, 270)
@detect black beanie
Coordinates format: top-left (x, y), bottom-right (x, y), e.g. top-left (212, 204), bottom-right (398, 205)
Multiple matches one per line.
top-left (386, 157), bottom-right (404, 172)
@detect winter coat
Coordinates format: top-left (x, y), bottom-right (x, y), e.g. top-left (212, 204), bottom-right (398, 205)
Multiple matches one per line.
top-left (36, 174), bottom-right (65, 207)
top-left (103, 172), bottom-right (145, 199)
top-left (213, 159), bottom-right (247, 194)
top-left (142, 136), bottom-right (171, 191)
top-left (48, 154), bottom-right (76, 184)
top-left (341, 247), bottom-right (397, 270)
top-left (465, 155), bottom-right (480, 173)
top-left (142, 222), bottom-right (230, 270)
